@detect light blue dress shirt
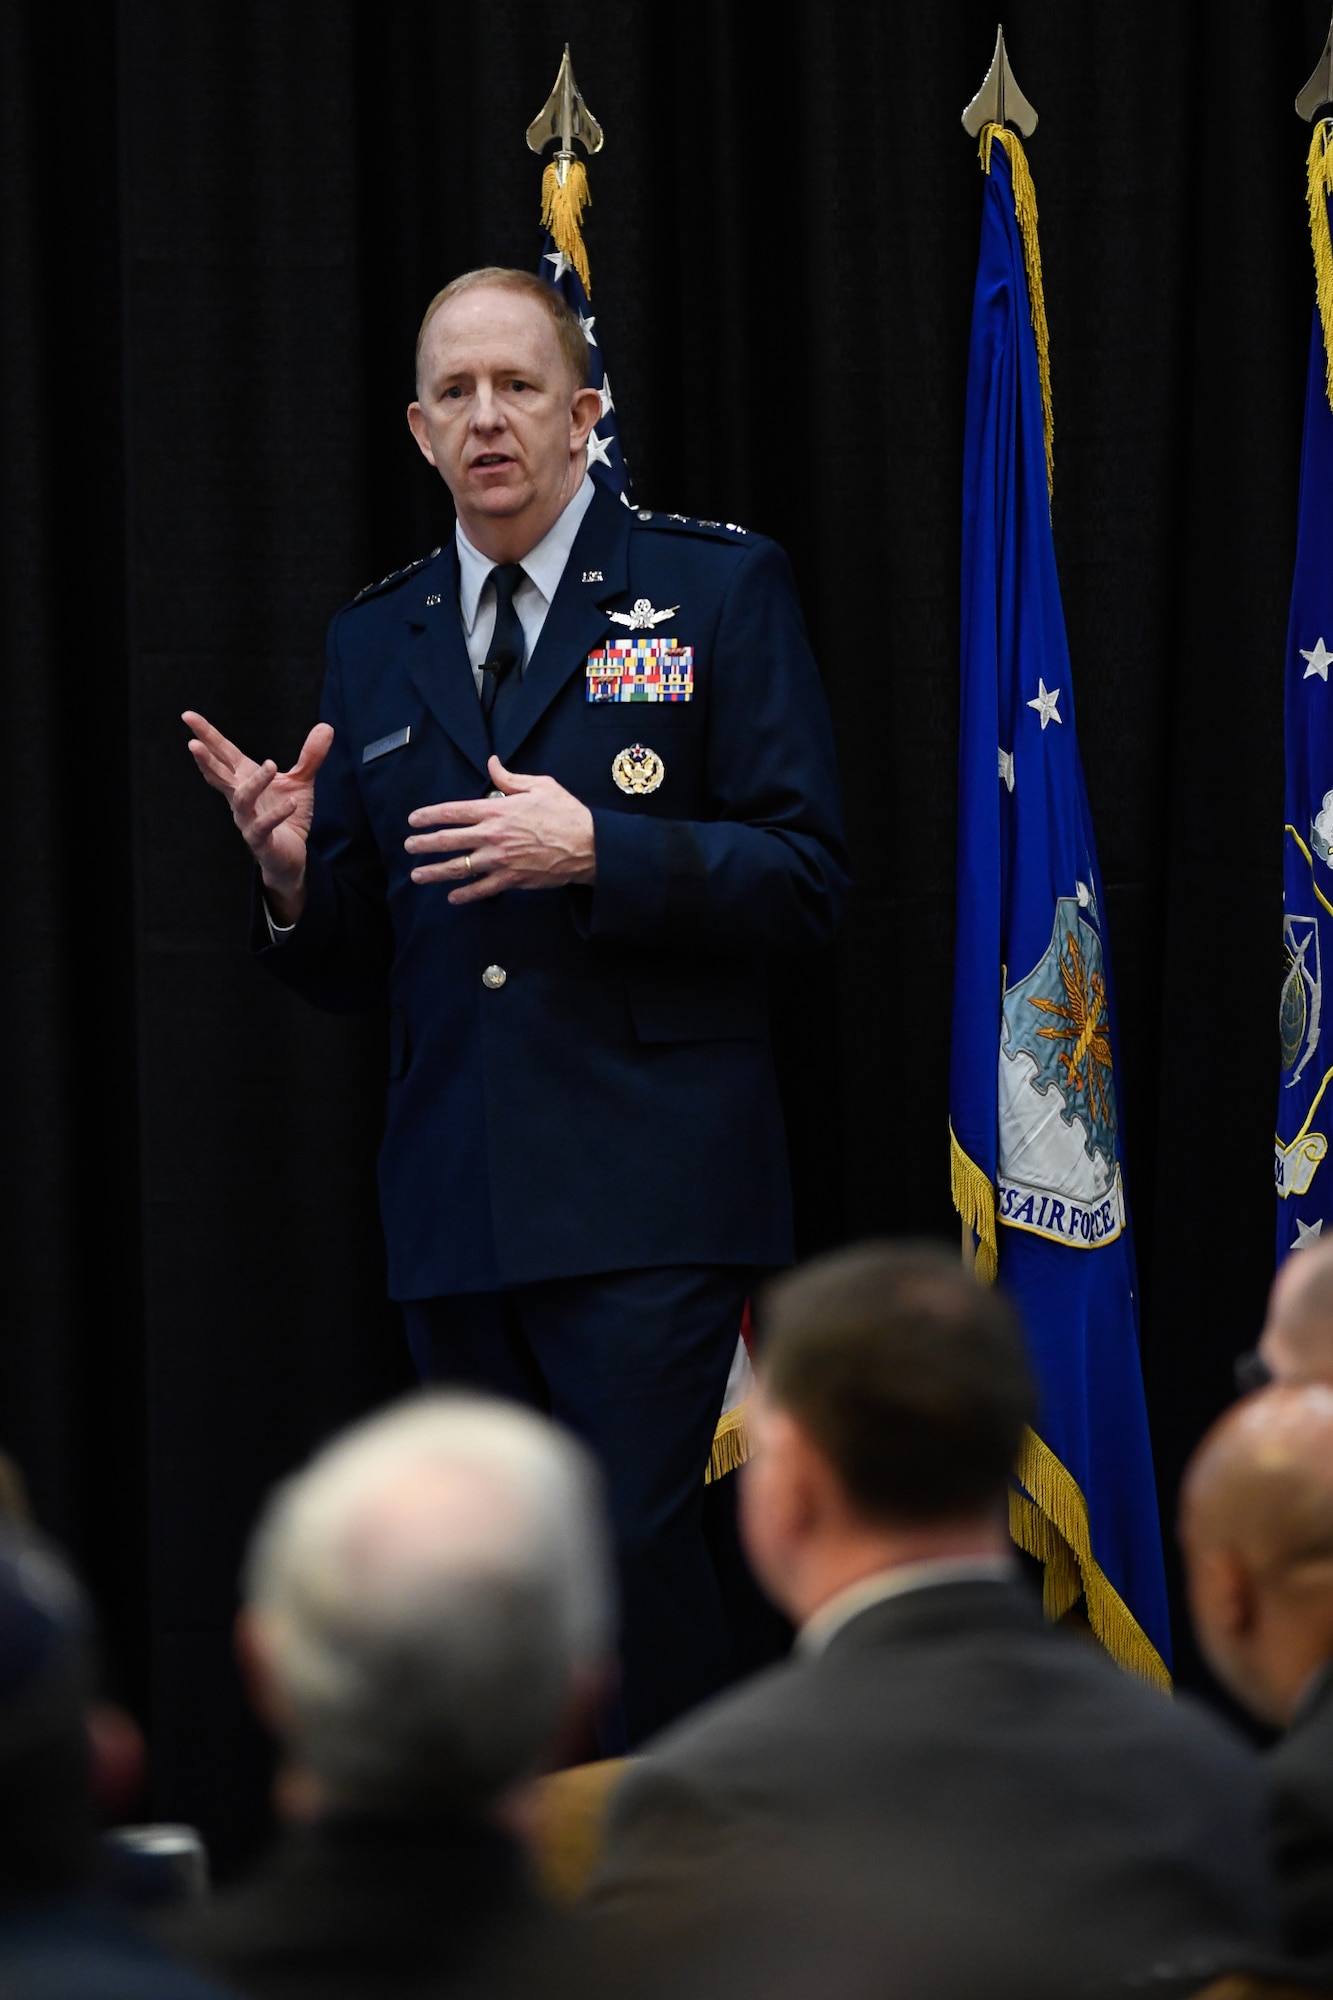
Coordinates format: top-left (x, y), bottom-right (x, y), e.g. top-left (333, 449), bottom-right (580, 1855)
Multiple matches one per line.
top-left (454, 474), bottom-right (597, 691)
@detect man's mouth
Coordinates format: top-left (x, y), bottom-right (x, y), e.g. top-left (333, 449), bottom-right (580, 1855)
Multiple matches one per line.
top-left (472, 453), bottom-right (514, 470)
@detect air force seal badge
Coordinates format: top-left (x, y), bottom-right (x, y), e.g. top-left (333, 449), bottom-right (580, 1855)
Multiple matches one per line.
top-left (612, 744), bottom-right (665, 795)
top-left (997, 890), bottom-right (1126, 1250)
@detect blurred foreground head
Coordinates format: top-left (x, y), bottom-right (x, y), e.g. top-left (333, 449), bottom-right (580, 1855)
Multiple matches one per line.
top-left (1181, 1383), bottom-right (1333, 1725)
top-left (743, 1242), bottom-right (1034, 1621)
top-left (241, 1393), bottom-right (613, 1815)
top-left (0, 1524), bottom-right (96, 1897)
top-left (1261, 1236), bottom-right (1333, 1385)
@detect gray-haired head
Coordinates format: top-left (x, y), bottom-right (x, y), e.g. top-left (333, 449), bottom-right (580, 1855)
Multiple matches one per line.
top-left (243, 1393), bottom-right (614, 1812)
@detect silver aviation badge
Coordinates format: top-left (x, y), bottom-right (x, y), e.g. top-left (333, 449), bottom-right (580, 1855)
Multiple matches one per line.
top-left (608, 597), bottom-right (680, 631)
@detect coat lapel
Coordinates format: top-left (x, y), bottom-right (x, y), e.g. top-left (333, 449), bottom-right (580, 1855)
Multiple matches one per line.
top-left (494, 485), bottom-right (632, 766)
top-left (405, 543), bottom-right (493, 780)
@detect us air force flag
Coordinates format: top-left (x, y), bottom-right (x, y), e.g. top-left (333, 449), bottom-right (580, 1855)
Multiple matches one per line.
top-left (949, 126), bottom-right (1170, 1687)
top-left (1277, 124), bottom-right (1333, 1263)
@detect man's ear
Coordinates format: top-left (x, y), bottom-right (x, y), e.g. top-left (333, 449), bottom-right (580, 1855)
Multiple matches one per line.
top-left (234, 1608), bottom-right (296, 1738)
top-left (569, 385), bottom-right (602, 454)
top-left (1194, 1543), bottom-right (1259, 1644)
top-left (406, 401), bottom-right (438, 467)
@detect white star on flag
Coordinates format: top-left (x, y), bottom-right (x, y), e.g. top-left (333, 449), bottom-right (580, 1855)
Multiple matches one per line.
top-left (586, 429), bottom-right (613, 470)
top-left (1027, 679), bottom-right (1062, 730)
top-left (998, 747), bottom-right (1014, 792)
top-left (544, 248), bottom-right (573, 283)
top-left (579, 312), bottom-right (597, 347)
top-left (1293, 1216), bottom-right (1325, 1249)
top-left (598, 373), bottom-right (615, 419)
top-left (1302, 637), bottom-right (1333, 681)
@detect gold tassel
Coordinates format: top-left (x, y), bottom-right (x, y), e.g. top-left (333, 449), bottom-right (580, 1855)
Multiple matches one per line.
top-left (540, 158), bottom-right (593, 297)
top-left (1013, 1427), bottom-right (1172, 1692)
top-left (980, 124), bottom-right (1054, 501)
top-left (704, 1401), bottom-right (750, 1485)
top-left (1009, 1489), bottom-right (1083, 1619)
top-left (1307, 120), bottom-right (1333, 414)
top-left (950, 1124), bottom-right (998, 1282)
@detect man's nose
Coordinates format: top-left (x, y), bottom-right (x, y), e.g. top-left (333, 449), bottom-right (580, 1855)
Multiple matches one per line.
top-left (470, 385), bottom-right (505, 432)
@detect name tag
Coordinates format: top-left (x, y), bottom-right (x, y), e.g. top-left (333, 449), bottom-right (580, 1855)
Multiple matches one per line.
top-left (362, 725), bottom-right (411, 763)
top-left (586, 639), bottom-right (694, 703)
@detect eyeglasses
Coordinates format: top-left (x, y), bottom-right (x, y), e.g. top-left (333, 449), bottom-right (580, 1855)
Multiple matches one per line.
top-left (1233, 1347), bottom-right (1274, 1397)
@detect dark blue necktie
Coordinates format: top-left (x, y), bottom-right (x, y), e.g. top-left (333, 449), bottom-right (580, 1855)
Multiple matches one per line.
top-left (480, 563), bottom-right (525, 738)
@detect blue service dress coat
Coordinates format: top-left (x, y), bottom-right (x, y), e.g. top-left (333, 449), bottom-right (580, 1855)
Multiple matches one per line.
top-left (256, 482), bottom-right (850, 1300)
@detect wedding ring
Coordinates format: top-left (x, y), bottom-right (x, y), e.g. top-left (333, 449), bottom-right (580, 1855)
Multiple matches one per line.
top-left (464, 852), bottom-right (474, 876)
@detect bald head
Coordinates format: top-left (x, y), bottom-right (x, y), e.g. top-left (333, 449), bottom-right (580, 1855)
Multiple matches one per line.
top-left (1181, 1385), bottom-right (1333, 1723)
top-left (1261, 1237), bottom-right (1333, 1385)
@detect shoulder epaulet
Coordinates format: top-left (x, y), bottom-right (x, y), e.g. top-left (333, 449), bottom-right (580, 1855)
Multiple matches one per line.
top-left (349, 547), bottom-right (442, 607)
top-left (628, 509), bottom-right (751, 542)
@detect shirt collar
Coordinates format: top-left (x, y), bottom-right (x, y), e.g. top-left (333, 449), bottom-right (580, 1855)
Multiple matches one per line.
top-left (455, 475), bottom-right (596, 634)
top-left (797, 1554), bottom-right (1018, 1658)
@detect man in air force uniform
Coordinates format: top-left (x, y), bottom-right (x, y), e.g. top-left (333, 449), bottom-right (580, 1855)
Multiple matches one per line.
top-left (183, 268), bottom-right (849, 1745)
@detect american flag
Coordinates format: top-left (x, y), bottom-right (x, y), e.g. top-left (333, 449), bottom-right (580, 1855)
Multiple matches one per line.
top-left (538, 234), bottom-right (634, 508)
top-left (537, 221), bottom-right (754, 1481)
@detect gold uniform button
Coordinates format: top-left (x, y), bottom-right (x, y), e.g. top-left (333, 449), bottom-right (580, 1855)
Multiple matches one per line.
top-left (481, 964), bottom-right (507, 990)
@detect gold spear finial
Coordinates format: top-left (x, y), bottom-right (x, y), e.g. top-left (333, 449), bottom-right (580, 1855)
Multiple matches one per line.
top-left (526, 46), bottom-right (603, 295)
top-left (527, 45), bottom-right (603, 186)
top-left (962, 25), bottom-right (1038, 138)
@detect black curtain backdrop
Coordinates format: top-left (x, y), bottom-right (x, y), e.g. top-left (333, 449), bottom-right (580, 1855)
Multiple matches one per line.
top-left (2, 0), bottom-right (1325, 1867)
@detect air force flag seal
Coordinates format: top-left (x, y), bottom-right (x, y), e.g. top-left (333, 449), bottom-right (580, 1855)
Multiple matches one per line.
top-left (998, 893), bottom-right (1126, 1249)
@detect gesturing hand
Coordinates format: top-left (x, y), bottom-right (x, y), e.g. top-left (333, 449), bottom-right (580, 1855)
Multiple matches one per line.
top-left (404, 756), bottom-right (596, 905)
top-left (182, 710), bottom-right (333, 922)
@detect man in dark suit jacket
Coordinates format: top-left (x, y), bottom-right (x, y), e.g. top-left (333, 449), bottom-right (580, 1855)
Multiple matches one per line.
top-left (1182, 1380), bottom-right (1333, 1977)
top-left (161, 1392), bottom-right (610, 2000)
top-left (183, 268), bottom-right (848, 1746)
top-left (0, 1525), bottom-right (238, 2000)
top-left (592, 1244), bottom-right (1283, 1994)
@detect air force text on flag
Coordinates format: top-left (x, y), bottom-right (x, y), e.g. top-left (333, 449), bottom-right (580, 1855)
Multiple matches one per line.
top-left (1277, 122), bottom-right (1333, 1263)
top-left (949, 124), bottom-right (1171, 1688)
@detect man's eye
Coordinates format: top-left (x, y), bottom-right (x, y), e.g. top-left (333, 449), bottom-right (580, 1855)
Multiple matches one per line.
top-left (442, 385), bottom-right (465, 400)
top-left (507, 379), bottom-right (532, 393)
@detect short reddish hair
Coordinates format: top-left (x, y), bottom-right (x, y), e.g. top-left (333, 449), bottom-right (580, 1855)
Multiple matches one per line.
top-left (414, 268), bottom-right (590, 391)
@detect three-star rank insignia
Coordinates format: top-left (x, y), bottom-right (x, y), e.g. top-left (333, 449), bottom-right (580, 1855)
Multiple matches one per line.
top-left (612, 744), bottom-right (665, 795)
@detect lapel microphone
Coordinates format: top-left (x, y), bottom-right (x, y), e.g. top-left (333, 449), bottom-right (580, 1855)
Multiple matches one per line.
top-left (480, 646), bottom-right (517, 720)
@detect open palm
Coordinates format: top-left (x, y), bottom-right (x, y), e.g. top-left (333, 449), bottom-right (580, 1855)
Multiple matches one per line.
top-left (183, 710), bottom-right (333, 911)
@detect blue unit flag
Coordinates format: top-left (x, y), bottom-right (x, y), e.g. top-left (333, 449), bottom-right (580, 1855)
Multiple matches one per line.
top-left (949, 127), bottom-right (1170, 1688)
top-left (1277, 124), bottom-right (1333, 1265)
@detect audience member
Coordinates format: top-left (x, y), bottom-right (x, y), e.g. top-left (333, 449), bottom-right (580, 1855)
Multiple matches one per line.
top-left (590, 1242), bottom-right (1283, 1992)
top-left (1182, 1383), bottom-right (1333, 1976)
top-left (161, 1392), bottom-right (613, 2000)
top-left (0, 1523), bottom-right (235, 1998)
top-left (1252, 1235), bottom-right (1333, 1388)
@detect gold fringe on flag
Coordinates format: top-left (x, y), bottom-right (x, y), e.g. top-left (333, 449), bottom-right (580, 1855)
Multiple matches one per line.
top-left (705, 1401), bottom-right (750, 1485)
top-left (1008, 1488), bottom-right (1082, 1620)
top-left (980, 123), bottom-right (1054, 500)
top-left (540, 157), bottom-right (593, 297)
top-left (950, 1123), bottom-right (998, 1281)
top-left (1011, 1426), bottom-right (1172, 1692)
top-left (1307, 120), bottom-right (1333, 413)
